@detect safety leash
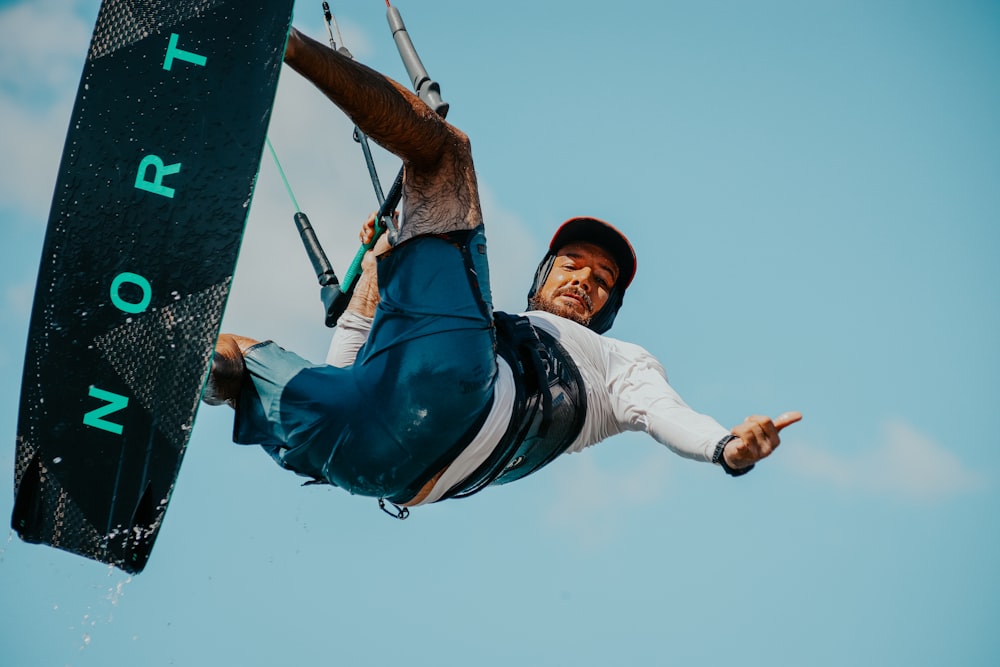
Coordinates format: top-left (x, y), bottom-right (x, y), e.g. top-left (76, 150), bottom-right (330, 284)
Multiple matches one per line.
top-left (266, 137), bottom-right (341, 306)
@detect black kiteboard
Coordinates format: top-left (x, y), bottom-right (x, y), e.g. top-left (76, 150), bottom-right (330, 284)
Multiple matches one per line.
top-left (12, 0), bottom-right (294, 574)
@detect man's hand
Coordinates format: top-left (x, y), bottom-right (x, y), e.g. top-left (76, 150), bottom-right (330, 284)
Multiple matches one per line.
top-left (348, 213), bottom-right (395, 319)
top-left (724, 412), bottom-right (802, 470)
top-left (359, 212), bottom-right (393, 274)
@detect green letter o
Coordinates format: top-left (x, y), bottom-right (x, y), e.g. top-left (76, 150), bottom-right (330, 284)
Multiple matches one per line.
top-left (110, 272), bottom-right (152, 314)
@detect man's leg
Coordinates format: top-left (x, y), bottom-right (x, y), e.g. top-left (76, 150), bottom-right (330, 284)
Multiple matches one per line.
top-left (212, 227), bottom-right (496, 500)
top-left (284, 28), bottom-right (483, 245)
top-left (305, 227), bottom-right (496, 497)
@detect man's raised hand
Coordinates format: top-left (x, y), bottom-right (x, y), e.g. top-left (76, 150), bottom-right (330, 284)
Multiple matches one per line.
top-left (724, 411), bottom-right (803, 470)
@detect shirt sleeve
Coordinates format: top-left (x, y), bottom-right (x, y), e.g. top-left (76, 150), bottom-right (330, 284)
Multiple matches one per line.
top-left (606, 341), bottom-right (730, 462)
top-left (325, 311), bottom-right (373, 367)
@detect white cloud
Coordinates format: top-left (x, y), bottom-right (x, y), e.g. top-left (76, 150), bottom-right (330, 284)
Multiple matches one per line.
top-left (476, 184), bottom-right (544, 313)
top-left (543, 447), bottom-right (671, 548)
top-left (4, 279), bottom-right (33, 316)
top-left (0, 280), bottom-right (33, 367)
top-left (318, 16), bottom-right (374, 62)
top-left (782, 418), bottom-right (988, 501)
top-left (0, 1), bottom-right (92, 99)
top-left (0, 1), bottom-right (93, 221)
top-left (541, 418), bottom-right (986, 550)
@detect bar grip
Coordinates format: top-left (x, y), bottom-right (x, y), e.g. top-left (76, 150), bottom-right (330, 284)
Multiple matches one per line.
top-left (386, 6), bottom-right (449, 117)
top-left (294, 211), bottom-right (339, 287)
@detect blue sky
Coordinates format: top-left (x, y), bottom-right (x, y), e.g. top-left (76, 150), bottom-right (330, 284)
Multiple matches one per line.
top-left (2, 0), bottom-right (998, 665)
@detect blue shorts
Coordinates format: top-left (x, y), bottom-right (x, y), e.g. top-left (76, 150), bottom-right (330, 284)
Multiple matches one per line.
top-left (234, 227), bottom-right (497, 499)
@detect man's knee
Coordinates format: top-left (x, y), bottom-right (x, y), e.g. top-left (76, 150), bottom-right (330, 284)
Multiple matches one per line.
top-left (377, 227), bottom-right (493, 320)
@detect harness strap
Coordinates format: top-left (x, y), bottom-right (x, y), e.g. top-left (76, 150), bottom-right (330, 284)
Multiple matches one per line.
top-left (443, 312), bottom-right (586, 499)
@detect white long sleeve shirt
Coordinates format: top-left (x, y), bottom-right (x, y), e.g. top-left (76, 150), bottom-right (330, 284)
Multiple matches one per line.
top-left (327, 309), bottom-right (729, 504)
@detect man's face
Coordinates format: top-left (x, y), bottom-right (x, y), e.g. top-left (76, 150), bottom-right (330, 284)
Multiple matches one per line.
top-left (530, 241), bottom-right (619, 327)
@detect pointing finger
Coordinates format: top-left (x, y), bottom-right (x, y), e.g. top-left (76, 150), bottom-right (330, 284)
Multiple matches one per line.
top-left (774, 411), bottom-right (803, 431)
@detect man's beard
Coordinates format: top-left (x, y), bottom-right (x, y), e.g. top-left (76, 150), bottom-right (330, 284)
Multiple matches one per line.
top-left (528, 286), bottom-right (593, 327)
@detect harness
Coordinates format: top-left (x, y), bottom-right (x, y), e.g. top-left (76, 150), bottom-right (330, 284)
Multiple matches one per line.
top-left (442, 312), bottom-right (587, 499)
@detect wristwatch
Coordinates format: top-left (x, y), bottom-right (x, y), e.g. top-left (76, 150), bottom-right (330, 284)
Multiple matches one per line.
top-left (712, 434), bottom-right (754, 477)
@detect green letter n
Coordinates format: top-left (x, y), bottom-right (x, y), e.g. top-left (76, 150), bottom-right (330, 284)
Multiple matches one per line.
top-left (83, 386), bottom-right (129, 435)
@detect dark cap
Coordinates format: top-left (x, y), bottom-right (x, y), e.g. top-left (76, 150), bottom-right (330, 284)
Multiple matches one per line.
top-left (548, 217), bottom-right (636, 289)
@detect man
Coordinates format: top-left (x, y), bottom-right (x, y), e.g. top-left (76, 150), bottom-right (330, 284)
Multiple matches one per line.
top-left (205, 27), bottom-right (801, 512)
